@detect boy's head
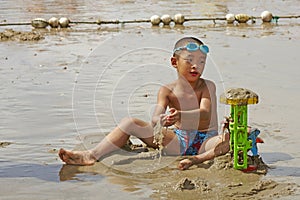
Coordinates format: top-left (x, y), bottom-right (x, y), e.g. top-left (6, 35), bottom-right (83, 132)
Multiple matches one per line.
top-left (171, 37), bottom-right (209, 78)
top-left (172, 37), bottom-right (209, 57)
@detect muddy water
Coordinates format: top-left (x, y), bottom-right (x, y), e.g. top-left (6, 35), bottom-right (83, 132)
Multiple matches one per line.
top-left (1, 0), bottom-right (300, 199)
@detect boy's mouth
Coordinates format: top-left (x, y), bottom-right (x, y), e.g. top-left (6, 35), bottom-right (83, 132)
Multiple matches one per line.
top-left (190, 71), bottom-right (199, 76)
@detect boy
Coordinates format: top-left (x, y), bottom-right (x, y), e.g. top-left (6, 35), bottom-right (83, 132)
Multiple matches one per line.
top-left (59, 36), bottom-right (230, 170)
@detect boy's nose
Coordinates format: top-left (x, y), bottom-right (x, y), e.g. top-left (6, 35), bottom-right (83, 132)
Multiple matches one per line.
top-left (191, 64), bottom-right (198, 69)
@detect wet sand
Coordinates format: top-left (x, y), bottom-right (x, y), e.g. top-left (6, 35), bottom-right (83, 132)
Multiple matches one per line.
top-left (1, 0), bottom-right (300, 199)
top-left (1, 26), bottom-right (300, 200)
top-left (60, 135), bottom-right (297, 199)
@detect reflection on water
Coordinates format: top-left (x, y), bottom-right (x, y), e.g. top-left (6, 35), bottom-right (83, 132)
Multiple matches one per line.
top-left (59, 164), bottom-right (104, 182)
top-left (0, 162), bottom-right (62, 182)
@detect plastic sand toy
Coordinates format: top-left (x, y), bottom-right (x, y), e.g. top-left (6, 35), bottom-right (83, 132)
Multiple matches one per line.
top-left (220, 88), bottom-right (259, 169)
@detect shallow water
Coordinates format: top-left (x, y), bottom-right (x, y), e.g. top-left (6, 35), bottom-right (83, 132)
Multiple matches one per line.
top-left (0, 0), bottom-right (300, 199)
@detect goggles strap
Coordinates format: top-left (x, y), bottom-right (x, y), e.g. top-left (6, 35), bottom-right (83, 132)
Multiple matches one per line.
top-left (173, 42), bottom-right (209, 54)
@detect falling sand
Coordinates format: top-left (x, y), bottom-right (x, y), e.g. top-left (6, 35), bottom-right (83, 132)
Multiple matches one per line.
top-left (152, 120), bottom-right (165, 160)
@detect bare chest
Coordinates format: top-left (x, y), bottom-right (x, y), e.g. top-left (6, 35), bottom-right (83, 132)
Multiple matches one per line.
top-left (168, 90), bottom-right (202, 110)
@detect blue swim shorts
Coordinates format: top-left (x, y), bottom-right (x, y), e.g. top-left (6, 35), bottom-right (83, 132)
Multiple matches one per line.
top-left (174, 129), bottom-right (218, 156)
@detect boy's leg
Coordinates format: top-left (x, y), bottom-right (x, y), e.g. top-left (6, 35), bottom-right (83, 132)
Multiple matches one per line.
top-left (178, 132), bottom-right (230, 170)
top-left (91, 117), bottom-right (157, 159)
top-left (59, 117), bottom-right (179, 165)
top-left (59, 117), bottom-right (154, 165)
top-left (161, 129), bottom-right (181, 155)
top-left (198, 132), bottom-right (230, 155)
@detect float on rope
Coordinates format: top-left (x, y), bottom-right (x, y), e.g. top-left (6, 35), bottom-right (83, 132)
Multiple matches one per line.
top-left (0, 11), bottom-right (299, 29)
top-left (220, 88), bottom-right (260, 170)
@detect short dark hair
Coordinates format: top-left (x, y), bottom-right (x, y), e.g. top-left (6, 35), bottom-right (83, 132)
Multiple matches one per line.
top-left (173, 37), bottom-right (204, 56)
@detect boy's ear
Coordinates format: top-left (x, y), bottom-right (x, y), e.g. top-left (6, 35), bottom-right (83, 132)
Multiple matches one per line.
top-left (171, 56), bottom-right (177, 68)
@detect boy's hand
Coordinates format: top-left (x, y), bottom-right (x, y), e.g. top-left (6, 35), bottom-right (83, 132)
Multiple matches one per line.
top-left (178, 158), bottom-right (193, 170)
top-left (160, 108), bottom-right (180, 127)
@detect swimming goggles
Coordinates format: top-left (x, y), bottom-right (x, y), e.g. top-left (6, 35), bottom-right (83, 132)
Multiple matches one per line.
top-left (173, 42), bottom-right (209, 54)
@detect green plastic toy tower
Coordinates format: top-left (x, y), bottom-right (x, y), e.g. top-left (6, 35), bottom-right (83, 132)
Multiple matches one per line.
top-left (220, 88), bottom-right (259, 170)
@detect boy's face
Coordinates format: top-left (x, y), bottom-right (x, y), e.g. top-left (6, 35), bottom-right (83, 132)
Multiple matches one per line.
top-left (171, 49), bottom-right (207, 82)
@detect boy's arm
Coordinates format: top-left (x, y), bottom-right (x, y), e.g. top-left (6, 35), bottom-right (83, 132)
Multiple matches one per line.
top-left (179, 97), bottom-right (211, 120)
top-left (170, 81), bottom-right (216, 121)
top-left (151, 86), bottom-right (170, 126)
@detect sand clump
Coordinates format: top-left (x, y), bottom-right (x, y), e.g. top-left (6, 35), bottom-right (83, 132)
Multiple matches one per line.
top-left (0, 29), bottom-right (44, 41)
top-left (0, 141), bottom-right (12, 147)
top-left (223, 88), bottom-right (258, 100)
top-left (174, 177), bottom-right (211, 192)
top-left (220, 88), bottom-right (259, 105)
top-left (209, 153), bottom-right (269, 174)
top-left (209, 152), bottom-right (233, 170)
top-left (247, 155), bottom-right (270, 174)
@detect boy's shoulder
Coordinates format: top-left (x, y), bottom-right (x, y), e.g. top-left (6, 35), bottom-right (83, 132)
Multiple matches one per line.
top-left (162, 81), bottom-right (177, 90)
top-left (198, 78), bottom-right (216, 93)
top-left (202, 78), bottom-right (216, 86)
top-left (158, 81), bottom-right (176, 95)
top-left (200, 78), bottom-right (216, 88)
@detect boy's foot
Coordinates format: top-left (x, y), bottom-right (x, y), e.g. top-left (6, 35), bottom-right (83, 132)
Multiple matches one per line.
top-left (58, 148), bottom-right (97, 165)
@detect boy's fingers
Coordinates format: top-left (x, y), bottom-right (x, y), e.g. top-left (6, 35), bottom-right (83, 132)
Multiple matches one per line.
top-left (168, 108), bottom-right (176, 114)
top-left (160, 114), bottom-right (167, 121)
top-left (159, 114), bottom-right (166, 118)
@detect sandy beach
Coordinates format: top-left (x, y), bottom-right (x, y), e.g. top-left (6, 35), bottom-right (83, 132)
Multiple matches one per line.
top-left (1, 0), bottom-right (300, 199)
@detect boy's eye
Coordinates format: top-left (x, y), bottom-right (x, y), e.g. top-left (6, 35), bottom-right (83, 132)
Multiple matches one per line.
top-left (184, 58), bottom-right (205, 64)
top-left (184, 58), bottom-right (193, 63)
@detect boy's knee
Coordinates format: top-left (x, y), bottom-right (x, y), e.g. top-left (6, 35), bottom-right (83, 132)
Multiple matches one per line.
top-left (120, 117), bottom-right (142, 126)
top-left (119, 117), bottom-right (150, 132)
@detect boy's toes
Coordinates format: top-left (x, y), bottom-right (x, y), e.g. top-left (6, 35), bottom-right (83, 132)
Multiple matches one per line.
top-left (58, 148), bottom-right (66, 160)
top-left (58, 148), bottom-right (72, 163)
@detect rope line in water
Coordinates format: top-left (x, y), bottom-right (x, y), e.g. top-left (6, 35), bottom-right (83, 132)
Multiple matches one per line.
top-left (71, 19), bottom-right (151, 25)
top-left (54, 15), bottom-right (300, 24)
top-left (0, 22), bottom-right (31, 26)
top-left (0, 12), bottom-right (299, 28)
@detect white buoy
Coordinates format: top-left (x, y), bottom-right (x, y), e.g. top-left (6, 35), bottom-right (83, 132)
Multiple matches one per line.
top-left (161, 14), bottom-right (172, 25)
top-left (174, 13), bottom-right (185, 25)
top-left (261, 11), bottom-right (273, 22)
top-left (225, 13), bottom-right (235, 23)
top-left (31, 18), bottom-right (48, 28)
top-left (59, 17), bottom-right (70, 28)
top-left (48, 17), bottom-right (59, 28)
top-left (150, 15), bottom-right (161, 26)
